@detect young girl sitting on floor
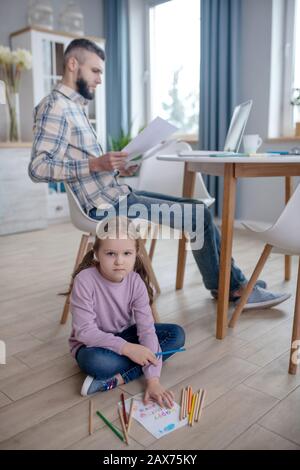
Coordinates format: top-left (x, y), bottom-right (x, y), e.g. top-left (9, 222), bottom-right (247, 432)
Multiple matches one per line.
top-left (69, 217), bottom-right (185, 408)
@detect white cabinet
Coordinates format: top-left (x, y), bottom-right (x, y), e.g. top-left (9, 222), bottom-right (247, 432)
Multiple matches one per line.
top-left (10, 27), bottom-right (106, 222)
top-left (0, 145), bottom-right (48, 235)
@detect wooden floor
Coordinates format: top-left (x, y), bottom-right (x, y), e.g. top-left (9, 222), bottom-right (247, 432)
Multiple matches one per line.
top-left (0, 222), bottom-right (299, 450)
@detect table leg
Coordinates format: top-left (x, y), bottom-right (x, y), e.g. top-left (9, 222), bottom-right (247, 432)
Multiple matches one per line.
top-left (176, 162), bottom-right (196, 290)
top-left (285, 176), bottom-right (293, 281)
top-left (217, 164), bottom-right (237, 339)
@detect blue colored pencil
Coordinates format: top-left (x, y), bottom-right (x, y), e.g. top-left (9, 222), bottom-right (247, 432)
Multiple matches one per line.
top-left (155, 348), bottom-right (186, 357)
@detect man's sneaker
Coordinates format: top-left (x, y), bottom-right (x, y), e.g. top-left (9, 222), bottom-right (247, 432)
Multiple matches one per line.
top-left (211, 279), bottom-right (267, 301)
top-left (236, 286), bottom-right (291, 311)
top-left (81, 375), bottom-right (118, 396)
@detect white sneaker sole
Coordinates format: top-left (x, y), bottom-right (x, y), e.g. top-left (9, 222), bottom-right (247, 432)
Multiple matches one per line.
top-left (81, 375), bottom-right (94, 396)
top-left (242, 293), bottom-right (291, 311)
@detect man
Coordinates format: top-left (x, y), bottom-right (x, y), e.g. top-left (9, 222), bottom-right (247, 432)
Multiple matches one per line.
top-left (29, 38), bottom-right (290, 309)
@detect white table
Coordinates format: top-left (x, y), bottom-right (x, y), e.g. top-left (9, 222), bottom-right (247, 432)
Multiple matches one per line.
top-left (157, 152), bottom-right (300, 339)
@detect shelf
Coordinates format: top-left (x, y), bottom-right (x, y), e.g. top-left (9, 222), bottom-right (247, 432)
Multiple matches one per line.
top-left (10, 26), bottom-right (105, 45)
top-left (0, 142), bottom-right (32, 148)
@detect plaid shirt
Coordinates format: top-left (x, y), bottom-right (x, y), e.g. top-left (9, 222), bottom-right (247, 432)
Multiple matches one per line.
top-left (29, 83), bottom-right (130, 212)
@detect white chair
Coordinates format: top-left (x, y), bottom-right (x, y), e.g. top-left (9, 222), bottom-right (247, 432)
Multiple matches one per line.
top-left (135, 140), bottom-right (215, 265)
top-left (60, 184), bottom-right (161, 324)
top-left (228, 183), bottom-right (300, 374)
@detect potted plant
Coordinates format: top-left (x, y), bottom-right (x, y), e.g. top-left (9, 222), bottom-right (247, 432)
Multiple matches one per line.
top-left (291, 88), bottom-right (300, 137)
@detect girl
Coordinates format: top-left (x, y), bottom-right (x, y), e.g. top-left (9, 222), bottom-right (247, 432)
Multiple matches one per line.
top-left (69, 217), bottom-right (185, 408)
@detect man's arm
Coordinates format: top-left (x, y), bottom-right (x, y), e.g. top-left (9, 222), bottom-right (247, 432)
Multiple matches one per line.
top-left (29, 101), bottom-right (90, 183)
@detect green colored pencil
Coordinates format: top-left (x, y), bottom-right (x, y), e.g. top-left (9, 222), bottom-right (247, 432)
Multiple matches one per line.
top-left (96, 410), bottom-right (124, 442)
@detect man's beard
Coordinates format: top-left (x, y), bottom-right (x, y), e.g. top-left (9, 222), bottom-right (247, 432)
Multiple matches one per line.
top-left (76, 76), bottom-right (94, 100)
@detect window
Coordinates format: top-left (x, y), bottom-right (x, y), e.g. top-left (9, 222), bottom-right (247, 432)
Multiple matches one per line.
top-left (269, 0), bottom-right (300, 137)
top-left (147, 0), bottom-right (200, 135)
top-left (292, 0), bottom-right (300, 124)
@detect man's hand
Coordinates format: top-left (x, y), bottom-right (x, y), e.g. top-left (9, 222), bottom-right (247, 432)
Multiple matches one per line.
top-left (89, 152), bottom-right (128, 173)
top-left (144, 378), bottom-right (175, 409)
top-left (121, 343), bottom-right (158, 367)
top-left (118, 165), bottom-right (139, 177)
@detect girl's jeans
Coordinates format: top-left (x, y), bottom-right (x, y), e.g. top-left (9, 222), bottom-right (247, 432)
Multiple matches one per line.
top-left (76, 323), bottom-right (185, 383)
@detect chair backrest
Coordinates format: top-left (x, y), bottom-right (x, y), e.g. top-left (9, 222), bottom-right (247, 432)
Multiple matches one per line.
top-left (65, 184), bottom-right (97, 235)
top-left (266, 182), bottom-right (300, 254)
top-left (137, 140), bottom-right (215, 206)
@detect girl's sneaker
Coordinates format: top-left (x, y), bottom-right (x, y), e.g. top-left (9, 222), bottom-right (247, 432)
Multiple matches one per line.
top-left (81, 375), bottom-right (118, 396)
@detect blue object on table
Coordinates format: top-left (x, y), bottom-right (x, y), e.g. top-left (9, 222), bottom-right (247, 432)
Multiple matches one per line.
top-left (266, 151), bottom-right (289, 155)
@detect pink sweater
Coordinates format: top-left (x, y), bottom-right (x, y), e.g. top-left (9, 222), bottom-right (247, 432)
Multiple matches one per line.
top-left (69, 267), bottom-right (162, 379)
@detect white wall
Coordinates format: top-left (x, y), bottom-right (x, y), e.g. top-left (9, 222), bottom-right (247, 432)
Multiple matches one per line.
top-left (238, 0), bottom-right (300, 223)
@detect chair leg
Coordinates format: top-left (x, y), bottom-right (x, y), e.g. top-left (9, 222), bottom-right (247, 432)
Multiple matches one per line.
top-left (229, 244), bottom-right (273, 328)
top-left (60, 233), bottom-right (90, 324)
top-left (139, 241), bottom-right (161, 295)
top-left (289, 257), bottom-right (300, 374)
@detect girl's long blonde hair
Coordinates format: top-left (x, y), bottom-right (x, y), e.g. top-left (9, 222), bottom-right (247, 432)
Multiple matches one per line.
top-left (64, 217), bottom-right (154, 305)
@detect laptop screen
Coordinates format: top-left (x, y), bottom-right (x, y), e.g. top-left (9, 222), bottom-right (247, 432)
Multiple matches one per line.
top-left (223, 100), bottom-right (253, 152)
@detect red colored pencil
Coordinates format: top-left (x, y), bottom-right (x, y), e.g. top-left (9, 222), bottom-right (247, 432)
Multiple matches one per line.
top-left (121, 393), bottom-right (128, 426)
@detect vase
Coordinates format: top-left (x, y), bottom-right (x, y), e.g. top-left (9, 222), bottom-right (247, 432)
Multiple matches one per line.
top-left (7, 92), bottom-right (21, 142)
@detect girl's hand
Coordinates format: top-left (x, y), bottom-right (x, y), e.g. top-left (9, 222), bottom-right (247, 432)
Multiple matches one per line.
top-left (122, 343), bottom-right (158, 367)
top-left (144, 378), bottom-right (175, 409)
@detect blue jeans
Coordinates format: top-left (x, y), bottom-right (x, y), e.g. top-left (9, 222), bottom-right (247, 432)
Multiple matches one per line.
top-left (76, 323), bottom-right (185, 383)
top-left (89, 189), bottom-right (246, 291)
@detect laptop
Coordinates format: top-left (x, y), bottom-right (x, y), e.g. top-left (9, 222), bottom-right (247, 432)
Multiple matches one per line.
top-left (184, 100), bottom-right (253, 156)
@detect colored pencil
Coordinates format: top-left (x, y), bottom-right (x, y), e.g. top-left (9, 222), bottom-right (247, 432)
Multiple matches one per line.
top-left (127, 399), bottom-right (134, 433)
top-left (89, 399), bottom-right (93, 435)
top-left (188, 386), bottom-right (193, 414)
top-left (155, 348), bottom-right (186, 357)
top-left (194, 389), bottom-right (202, 422)
top-left (184, 386), bottom-right (189, 419)
top-left (96, 410), bottom-right (124, 442)
top-left (192, 391), bottom-right (200, 427)
top-left (121, 393), bottom-right (128, 426)
top-left (195, 389), bottom-right (206, 422)
top-left (189, 393), bottom-right (196, 426)
top-left (118, 407), bottom-right (129, 445)
top-left (180, 388), bottom-right (185, 421)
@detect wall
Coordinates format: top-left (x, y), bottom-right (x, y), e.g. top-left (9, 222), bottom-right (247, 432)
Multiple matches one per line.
top-left (0, 0), bottom-right (104, 46)
top-left (238, 0), bottom-right (300, 223)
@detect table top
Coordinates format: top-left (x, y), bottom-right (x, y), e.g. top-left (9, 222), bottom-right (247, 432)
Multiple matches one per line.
top-left (157, 152), bottom-right (300, 164)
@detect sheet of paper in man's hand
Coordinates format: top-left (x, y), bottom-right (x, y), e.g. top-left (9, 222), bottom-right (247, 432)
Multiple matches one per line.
top-left (123, 117), bottom-right (178, 168)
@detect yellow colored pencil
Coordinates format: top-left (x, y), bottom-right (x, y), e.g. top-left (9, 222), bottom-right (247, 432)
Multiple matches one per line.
top-left (188, 393), bottom-right (196, 426)
top-left (192, 391), bottom-right (200, 427)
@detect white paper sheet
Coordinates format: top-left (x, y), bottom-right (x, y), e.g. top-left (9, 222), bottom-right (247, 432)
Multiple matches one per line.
top-left (120, 393), bottom-right (187, 440)
top-left (122, 117), bottom-right (178, 168)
